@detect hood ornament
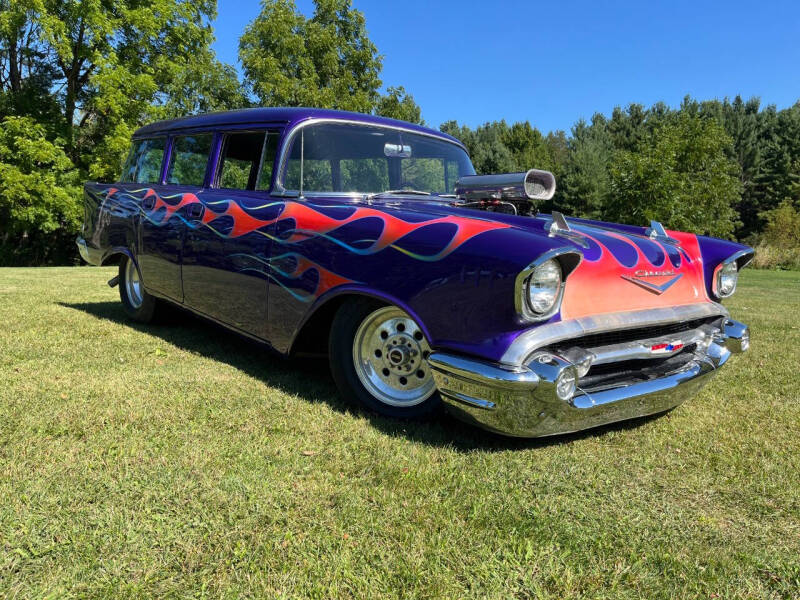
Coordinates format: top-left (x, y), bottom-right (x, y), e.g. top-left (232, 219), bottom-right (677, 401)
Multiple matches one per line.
top-left (646, 220), bottom-right (679, 244)
top-left (545, 211), bottom-right (590, 249)
top-left (549, 211), bottom-right (571, 234)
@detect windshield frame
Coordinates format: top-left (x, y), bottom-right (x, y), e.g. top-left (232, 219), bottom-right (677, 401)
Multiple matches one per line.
top-left (273, 118), bottom-right (473, 198)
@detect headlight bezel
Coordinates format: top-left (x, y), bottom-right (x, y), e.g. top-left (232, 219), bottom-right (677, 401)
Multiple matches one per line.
top-left (515, 248), bottom-right (582, 322)
top-left (712, 249), bottom-right (754, 300)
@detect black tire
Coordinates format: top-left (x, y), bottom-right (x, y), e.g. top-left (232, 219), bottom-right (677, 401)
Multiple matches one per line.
top-left (329, 298), bottom-right (441, 419)
top-left (119, 255), bottom-right (159, 323)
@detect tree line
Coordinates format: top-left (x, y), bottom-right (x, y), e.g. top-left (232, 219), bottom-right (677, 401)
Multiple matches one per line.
top-left (1, 0), bottom-right (798, 266)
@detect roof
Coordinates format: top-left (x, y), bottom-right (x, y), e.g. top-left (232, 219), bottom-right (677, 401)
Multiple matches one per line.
top-left (133, 107), bottom-right (463, 147)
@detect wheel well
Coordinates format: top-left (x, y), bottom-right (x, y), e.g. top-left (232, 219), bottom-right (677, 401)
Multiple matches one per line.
top-left (290, 294), bottom-right (388, 358)
top-left (100, 252), bottom-right (123, 266)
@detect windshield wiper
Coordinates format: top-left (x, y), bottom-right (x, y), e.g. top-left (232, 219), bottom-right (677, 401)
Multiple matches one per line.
top-left (369, 189), bottom-right (432, 198)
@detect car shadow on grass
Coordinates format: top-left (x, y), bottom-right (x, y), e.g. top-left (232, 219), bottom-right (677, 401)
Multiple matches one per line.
top-left (60, 300), bottom-right (669, 452)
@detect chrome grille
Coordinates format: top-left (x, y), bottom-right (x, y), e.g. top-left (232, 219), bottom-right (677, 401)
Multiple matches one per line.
top-left (560, 317), bottom-right (718, 350)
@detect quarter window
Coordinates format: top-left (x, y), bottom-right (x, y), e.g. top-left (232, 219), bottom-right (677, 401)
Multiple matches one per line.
top-left (217, 130), bottom-right (279, 191)
top-left (166, 134), bottom-right (213, 186)
top-left (120, 138), bottom-right (166, 184)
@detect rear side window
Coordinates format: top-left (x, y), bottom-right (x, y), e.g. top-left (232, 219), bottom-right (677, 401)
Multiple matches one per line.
top-left (217, 130), bottom-right (279, 191)
top-left (120, 138), bottom-right (166, 184)
top-left (166, 134), bottom-right (213, 186)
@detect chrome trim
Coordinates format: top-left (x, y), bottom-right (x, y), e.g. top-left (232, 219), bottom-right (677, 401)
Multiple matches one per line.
top-left (455, 169), bottom-right (556, 202)
top-left (77, 237), bottom-right (91, 263)
top-left (712, 249), bottom-right (755, 299)
top-left (514, 247), bottom-right (582, 323)
top-left (561, 324), bottom-right (714, 366)
top-left (720, 318), bottom-right (749, 353)
top-left (274, 118), bottom-right (469, 196)
top-left (549, 211), bottom-right (571, 234)
top-left (645, 220), bottom-right (679, 244)
top-left (429, 317), bottom-right (746, 438)
top-left (76, 237), bottom-right (102, 266)
top-left (501, 302), bottom-right (730, 366)
top-left (542, 214), bottom-right (590, 248)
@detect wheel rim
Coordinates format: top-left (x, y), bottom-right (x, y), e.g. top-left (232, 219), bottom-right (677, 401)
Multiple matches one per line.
top-left (352, 306), bottom-right (436, 407)
top-left (125, 259), bottom-right (143, 309)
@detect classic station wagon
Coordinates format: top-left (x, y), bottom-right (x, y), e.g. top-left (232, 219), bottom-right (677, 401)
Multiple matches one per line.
top-left (77, 108), bottom-right (752, 437)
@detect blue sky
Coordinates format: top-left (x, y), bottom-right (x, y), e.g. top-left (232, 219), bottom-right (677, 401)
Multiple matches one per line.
top-left (212, 0), bottom-right (800, 133)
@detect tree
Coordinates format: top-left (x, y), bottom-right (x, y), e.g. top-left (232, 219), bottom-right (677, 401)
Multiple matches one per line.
top-left (0, 116), bottom-right (80, 265)
top-left (374, 85), bottom-right (423, 124)
top-left (0, 0), bottom-right (243, 264)
top-left (0, 0), bottom-right (242, 179)
top-left (500, 121), bottom-right (557, 173)
top-left (558, 114), bottom-right (614, 218)
top-left (239, 0), bottom-right (383, 113)
top-left (606, 113), bottom-right (741, 237)
top-left (760, 199), bottom-right (800, 248)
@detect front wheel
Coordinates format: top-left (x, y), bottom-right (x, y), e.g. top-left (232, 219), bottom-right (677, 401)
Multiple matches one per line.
top-left (329, 299), bottom-right (440, 418)
top-left (119, 255), bottom-right (160, 323)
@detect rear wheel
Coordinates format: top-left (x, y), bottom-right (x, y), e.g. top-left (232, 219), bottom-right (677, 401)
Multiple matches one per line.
top-left (329, 299), bottom-right (440, 418)
top-left (119, 255), bottom-right (159, 323)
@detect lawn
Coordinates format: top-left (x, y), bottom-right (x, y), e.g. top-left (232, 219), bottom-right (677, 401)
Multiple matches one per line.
top-left (1, 267), bottom-right (798, 599)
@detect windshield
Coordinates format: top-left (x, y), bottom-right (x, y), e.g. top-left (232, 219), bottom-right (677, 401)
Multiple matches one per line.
top-left (281, 122), bottom-right (475, 195)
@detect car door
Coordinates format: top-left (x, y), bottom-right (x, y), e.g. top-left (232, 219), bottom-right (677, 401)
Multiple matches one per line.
top-left (181, 129), bottom-right (281, 339)
top-left (139, 133), bottom-right (215, 302)
top-left (121, 137), bottom-right (184, 302)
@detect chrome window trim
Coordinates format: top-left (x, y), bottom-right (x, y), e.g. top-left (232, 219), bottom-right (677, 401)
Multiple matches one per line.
top-left (213, 128), bottom-right (282, 192)
top-left (514, 247), bottom-right (583, 323)
top-left (501, 302), bottom-right (730, 366)
top-left (712, 248), bottom-right (754, 299)
top-left (273, 118), bottom-right (471, 197)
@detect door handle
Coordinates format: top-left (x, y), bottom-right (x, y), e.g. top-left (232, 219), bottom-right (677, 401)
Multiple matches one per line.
top-left (187, 203), bottom-right (205, 219)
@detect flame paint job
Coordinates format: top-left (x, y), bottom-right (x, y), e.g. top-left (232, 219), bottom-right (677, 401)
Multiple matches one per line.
top-left (83, 179), bottom-right (752, 363)
top-left (97, 187), bottom-right (511, 304)
top-left (79, 109), bottom-right (753, 364)
top-left (558, 223), bottom-right (709, 319)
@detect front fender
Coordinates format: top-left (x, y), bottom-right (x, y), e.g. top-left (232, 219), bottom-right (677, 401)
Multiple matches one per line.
top-left (269, 202), bottom-right (583, 361)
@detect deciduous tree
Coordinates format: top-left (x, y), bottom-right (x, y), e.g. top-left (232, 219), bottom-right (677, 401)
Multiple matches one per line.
top-left (607, 113), bottom-right (741, 237)
top-left (239, 0), bottom-right (382, 113)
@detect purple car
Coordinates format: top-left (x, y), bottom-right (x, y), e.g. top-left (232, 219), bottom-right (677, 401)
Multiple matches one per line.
top-left (77, 108), bottom-right (752, 437)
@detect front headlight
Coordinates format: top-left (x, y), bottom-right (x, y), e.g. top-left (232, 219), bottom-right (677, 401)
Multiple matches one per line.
top-left (526, 258), bottom-right (562, 315)
top-left (515, 249), bottom-right (582, 322)
top-left (715, 260), bottom-right (739, 298)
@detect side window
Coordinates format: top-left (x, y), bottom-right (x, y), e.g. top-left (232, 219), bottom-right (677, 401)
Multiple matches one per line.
top-left (120, 138), bottom-right (166, 184)
top-left (217, 130), bottom-right (279, 191)
top-left (120, 144), bottom-right (138, 182)
top-left (166, 134), bottom-right (213, 186)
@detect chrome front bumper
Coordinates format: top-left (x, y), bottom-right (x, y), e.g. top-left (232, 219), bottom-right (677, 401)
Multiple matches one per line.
top-left (429, 318), bottom-right (749, 437)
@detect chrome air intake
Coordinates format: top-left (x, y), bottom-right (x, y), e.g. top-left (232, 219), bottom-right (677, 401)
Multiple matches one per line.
top-left (454, 169), bottom-right (556, 216)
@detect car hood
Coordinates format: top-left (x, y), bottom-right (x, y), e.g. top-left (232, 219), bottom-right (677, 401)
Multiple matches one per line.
top-left (366, 197), bottom-right (714, 319)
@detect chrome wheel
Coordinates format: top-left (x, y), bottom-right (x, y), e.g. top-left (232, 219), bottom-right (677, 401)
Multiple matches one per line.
top-left (352, 306), bottom-right (435, 407)
top-left (124, 258), bottom-right (143, 309)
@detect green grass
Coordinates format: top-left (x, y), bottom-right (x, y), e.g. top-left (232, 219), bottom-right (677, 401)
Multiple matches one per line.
top-left (1, 267), bottom-right (798, 599)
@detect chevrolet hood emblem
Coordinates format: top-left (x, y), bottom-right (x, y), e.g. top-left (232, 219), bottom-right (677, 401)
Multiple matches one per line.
top-left (621, 270), bottom-right (683, 295)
